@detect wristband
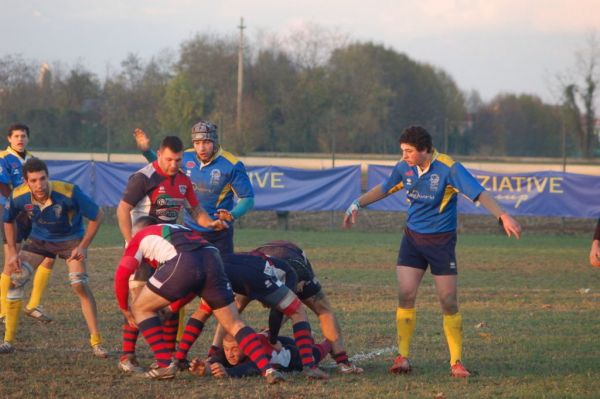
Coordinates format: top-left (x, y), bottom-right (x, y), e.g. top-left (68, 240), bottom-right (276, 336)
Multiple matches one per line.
top-left (345, 199), bottom-right (361, 216)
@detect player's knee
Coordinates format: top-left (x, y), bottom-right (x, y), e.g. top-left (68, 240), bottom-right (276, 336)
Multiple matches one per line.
top-left (69, 272), bottom-right (89, 294)
top-left (281, 297), bottom-right (304, 318)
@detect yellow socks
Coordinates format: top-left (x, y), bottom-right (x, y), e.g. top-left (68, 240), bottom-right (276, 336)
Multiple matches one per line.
top-left (26, 266), bottom-right (52, 311)
top-left (443, 312), bottom-right (463, 365)
top-left (0, 273), bottom-right (11, 319)
top-left (90, 333), bottom-right (103, 347)
top-left (396, 307), bottom-right (416, 357)
top-left (176, 307), bottom-right (186, 342)
top-left (4, 299), bottom-right (23, 343)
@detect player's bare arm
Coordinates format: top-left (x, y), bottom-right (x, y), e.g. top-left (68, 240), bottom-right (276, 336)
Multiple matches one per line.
top-left (343, 184), bottom-right (388, 228)
top-left (190, 204), bottom-right (229, 231)
top-left (116, 200), bottom-right (134, 243)
top-left (3, 221), bottom-right (21, 273)
top-left (590, 240), bottom-right (600, 267)
top-left (477, 191), bottom-right (522, 239)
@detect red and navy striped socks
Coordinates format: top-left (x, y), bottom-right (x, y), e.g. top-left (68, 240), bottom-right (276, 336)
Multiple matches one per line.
top-left (138, 316), bottom-right (171, 368)
top-left (235, 326), bottom-right (272, 374)
top-left (293, 321), bottom-right (316, 368)
top-left (175, 318), bottom-right (204, 361)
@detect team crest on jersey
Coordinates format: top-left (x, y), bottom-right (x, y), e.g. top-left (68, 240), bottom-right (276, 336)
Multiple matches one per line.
top-left (430, 174), bottom-right (440, 191)
top-left (405, 170), bottom-right (414, 177)
top-left (186, 161), bottom-right (195, 169)
top-left (52, 204), bottom-right (63, 218)
top-left (210, 169), bottom-right (221, 186)
top-left (179, 185), bottom-right (187, 195)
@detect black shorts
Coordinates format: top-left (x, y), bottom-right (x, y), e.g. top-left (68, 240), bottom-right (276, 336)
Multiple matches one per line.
top-left (147, 247), bottom-right (234, 310)
top-left (196, 226), bottom-right (234, 255)
top-left (297, 275), bottom-right (322, 301)
top-left (1, 209), bottom-right (32, 244)
top-left (397, 228), bottom-right (457, 276)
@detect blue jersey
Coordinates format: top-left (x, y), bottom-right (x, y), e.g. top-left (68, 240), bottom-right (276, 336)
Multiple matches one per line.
top-left (381, 150), bottom-right (484, 234)
top-left (0, 146), bottom-right (34, 205)
top-left (181, 148), bottom-right (254, 232)
top-left (3, 180), bottom-right (100, 242)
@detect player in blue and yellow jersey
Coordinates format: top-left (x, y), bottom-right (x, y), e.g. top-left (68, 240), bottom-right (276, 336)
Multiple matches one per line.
top-left (0, 124), bottom-right (55, 324)
top-left (0, 158), bottom-right (107, 357)
top-left (134, 121), bottom-right (254, 254)
top-left (343, 126), bottom-right (522, 378)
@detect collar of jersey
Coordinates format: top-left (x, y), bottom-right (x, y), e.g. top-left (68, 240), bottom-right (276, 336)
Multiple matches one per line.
top-left (5, 146), bottom-right (31, 162)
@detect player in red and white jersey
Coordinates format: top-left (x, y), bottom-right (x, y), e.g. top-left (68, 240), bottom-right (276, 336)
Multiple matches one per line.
top-left (113, 219), bottom-right (284, 383)
top-left (116, 135), bottom-right (227, 373)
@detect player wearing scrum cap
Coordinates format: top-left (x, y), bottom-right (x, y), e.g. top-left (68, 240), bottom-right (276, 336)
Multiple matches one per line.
top-left (133, 121), bottom-right (254, 254)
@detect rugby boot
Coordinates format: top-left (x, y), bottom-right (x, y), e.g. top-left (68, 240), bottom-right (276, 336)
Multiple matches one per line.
top-left (450, 360), bottom-right (471, 378)
top-left (389, 354), bottom-right (412, 374)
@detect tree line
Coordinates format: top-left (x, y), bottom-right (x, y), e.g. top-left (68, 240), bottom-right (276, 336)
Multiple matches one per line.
top-left (0, 29), bottom-right (597, 158)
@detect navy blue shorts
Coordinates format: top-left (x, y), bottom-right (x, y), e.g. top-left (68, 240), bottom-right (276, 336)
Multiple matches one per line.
top-left (221, 253), bottom-right (290, 307)
top-left (147, 246), bottom-right (234, 310)
top-left (397, 228), bottom-right (457, 276)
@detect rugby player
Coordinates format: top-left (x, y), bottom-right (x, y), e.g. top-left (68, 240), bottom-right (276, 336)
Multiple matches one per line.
top-left (0, 124), bottom-right (55, 324)
top-left (113, 221), bottom-right (285, 383)
top-left (116, 136), bottom-right (227, 373)
top-left (0, 158), bottom-right (107, 357)
top-left (343, 126), bottom-right (521, 377)
top-left (254, 240), bottom-right (364, 374)
top-left (172, 252), bottom-right (329, 379)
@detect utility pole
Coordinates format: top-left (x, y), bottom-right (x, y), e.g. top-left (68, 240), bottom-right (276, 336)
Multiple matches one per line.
top-left (237, 17), bottom-right (245, 147)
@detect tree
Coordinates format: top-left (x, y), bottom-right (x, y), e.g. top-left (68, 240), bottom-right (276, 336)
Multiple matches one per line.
top-left (560, 32), bottom-right (600, 157)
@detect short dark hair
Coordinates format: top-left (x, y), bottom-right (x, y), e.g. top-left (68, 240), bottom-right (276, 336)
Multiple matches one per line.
top-left (134, 216), bottom-right (160, 229)
top-left (399, 126), bottom-right (433, 153)
top-left (22, 158), bottom-right (48, 180)
top-left (159, 136), bottom-right (184, 153)
top-left (8, 123), bottom-right (30, 138)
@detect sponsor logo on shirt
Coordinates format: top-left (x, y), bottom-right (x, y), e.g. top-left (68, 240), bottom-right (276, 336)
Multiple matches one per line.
top-left (430, 174), bottom-right (440, 191)
top-left (210, 169), bottom-right (221, 186)
top-left (178, 185), bottom-right (187, 195)
top-left (158, 186), bottom-right (166, 194)
top-left (186, 161), bottom-right (195, 169)
top-left (405, 170), bottom-right (414, 177)
top-left (52, 204), bottom-right (62, 218)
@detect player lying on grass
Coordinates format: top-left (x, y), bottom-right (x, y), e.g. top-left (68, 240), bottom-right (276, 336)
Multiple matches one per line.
top-left (188, 332), bottom-right (331, 378)
top-left (170, 251), bottom-right (329, 380)
top-left (113, 221), bottom-right (285, 383)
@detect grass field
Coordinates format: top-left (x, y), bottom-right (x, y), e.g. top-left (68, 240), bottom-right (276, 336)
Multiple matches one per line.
top-left (1, 224), bottom-right (599, 398)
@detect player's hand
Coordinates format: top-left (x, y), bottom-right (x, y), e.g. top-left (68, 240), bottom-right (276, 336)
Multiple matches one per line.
top-left (589, 240), bottom-right (600, 268)
top-left (189, 358), bottom-right (208, 376)
top-left (6, 253), bottom-right (21, 275)
top-left (133, 128), bottom-right (151, 151)
top-left (67, 246), bottom-right (87, 262)
top-left (209, 219), bottom-right (229, 231)
top-left (214, 209), bottom-right (234, 222)
top-left (210, 362), bottom-right (228, 378)
top-left (342, 199), bottom-right (361, 228)
top-left (120, 308), bottom-right (137, 328)
top-left (499, 214), bottom-right (522, 239)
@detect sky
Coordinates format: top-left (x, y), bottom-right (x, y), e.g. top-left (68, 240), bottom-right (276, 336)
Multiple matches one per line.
top-left (1, 0), bottom-right (599, 103)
